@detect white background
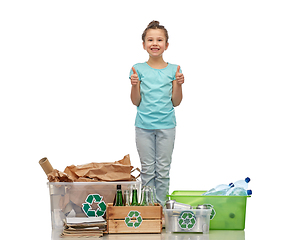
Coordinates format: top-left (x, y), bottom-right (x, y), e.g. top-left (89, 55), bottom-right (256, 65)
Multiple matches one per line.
top-left (1, 1), bottom-right (302, 239)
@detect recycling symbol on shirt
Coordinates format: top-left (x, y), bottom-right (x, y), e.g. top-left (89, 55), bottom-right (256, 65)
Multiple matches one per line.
top-left (82, 194), bottom-right (106, 217)
top-left (178, 211), bottom-right (196, 230)
top-left (125, 210), bottom-right (143, 228)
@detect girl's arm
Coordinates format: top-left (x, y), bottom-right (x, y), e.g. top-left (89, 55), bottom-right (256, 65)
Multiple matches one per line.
top-left (130, 67), bottom-right (141, 106)
top-left (131, 82), bottom-right (141, 106)
top-left (172, 81), bottom-right (183, 107)
top-left (172, 66), bottom-right (184, 107)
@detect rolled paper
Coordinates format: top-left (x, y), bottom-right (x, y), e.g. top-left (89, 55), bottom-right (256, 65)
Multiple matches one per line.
top-left (39, 157), bottom-right (54, 175)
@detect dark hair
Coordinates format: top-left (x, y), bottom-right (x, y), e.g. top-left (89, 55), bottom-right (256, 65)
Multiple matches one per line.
top-left (142, 20), bottom-right (169, 43)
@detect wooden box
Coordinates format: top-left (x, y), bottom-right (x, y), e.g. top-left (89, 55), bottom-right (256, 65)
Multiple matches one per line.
top-left (106, 203), bottom-right (162, 233)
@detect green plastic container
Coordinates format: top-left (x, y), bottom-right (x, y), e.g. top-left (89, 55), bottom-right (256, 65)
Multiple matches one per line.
top-left (168, 190), bottom-right (250, 230)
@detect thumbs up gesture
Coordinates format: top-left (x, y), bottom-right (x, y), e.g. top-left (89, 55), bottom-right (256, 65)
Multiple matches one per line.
top-left (130, 67), bottom-right (139, 86)
top-left (175, 66), bottom-right (184, 85)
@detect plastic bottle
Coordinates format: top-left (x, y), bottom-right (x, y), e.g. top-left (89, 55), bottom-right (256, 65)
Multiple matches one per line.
top-left (202, 183), bottom-right (234, 196)
top-left (233, 177), bottom-right (250, 190)
top-left (226, 187), bottom-right (252, 196)
top-left (115, 185), bottom-right (124, 206)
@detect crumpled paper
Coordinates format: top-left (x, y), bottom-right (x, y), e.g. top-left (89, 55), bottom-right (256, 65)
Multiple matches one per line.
top-left (47, 169), bottom-right (73, 182)
top-left (47, 154), bottom-right (138, 182)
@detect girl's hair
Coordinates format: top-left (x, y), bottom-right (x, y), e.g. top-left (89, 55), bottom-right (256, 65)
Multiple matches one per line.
top-left (142, 20), bottom-right (169, 43)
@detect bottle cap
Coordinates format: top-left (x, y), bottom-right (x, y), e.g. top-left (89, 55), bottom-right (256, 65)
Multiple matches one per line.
top-left (247, 189), bottom-right (252, 195)
top-left (197, 204), bottom-right (212, 209)
top-left (245, 177), bottom-right (251, 183)
top-left (117, 185), bottom-right (121, 189)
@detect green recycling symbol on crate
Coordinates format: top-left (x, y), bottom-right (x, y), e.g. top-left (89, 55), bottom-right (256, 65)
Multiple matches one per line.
top-left (178, 211), bottom-right (196, 230)
top-left (82, 194), bottom-right (106, 217)
top-left (125, 210), bottom-right (143, 228)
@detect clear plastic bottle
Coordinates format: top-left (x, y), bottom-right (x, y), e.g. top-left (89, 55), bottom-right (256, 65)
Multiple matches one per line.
top-left (233, 177), bottom-right (250, 190)
top-left (226, 187), bottom-right (252, 196)
top-left (202, 183), bottom-right (234, 196)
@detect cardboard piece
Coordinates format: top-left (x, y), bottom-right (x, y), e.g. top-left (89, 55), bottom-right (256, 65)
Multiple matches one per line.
top-left (39, 157), bottom-right (54, 175)
top-left (61, 217), bottom-right (106, 238)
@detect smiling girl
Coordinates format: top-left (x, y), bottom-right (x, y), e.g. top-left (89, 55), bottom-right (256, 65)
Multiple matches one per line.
top-left (129, 21), bottom-right (184, 206)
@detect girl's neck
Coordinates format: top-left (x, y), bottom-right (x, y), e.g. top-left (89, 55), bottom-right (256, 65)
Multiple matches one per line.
top-left (146, 57), bottom-right (168, 69)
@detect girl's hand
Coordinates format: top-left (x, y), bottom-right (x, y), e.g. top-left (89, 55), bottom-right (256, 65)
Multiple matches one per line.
top-left (131, 67), bottom-right (139, 85)
top-left (175, 66), bottom-right (184, 85)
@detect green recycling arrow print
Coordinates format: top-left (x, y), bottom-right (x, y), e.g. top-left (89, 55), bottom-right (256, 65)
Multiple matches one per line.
top-left (124, 210), bottom-right (143, 228)
top-left (82, 194), bottom-right (106, 217)
top-left (178, 211), bottom-right (196, 230)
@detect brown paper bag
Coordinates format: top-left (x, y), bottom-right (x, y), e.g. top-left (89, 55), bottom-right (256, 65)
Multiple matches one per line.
top-left (64, 154), bottom-right (136, 182)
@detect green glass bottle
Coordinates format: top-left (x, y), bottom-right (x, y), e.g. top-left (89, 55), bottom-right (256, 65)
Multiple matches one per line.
top-left (131, 188), bottom-right (139, 206)
top-left (140, 190), bottom-right (147, 206)
top-left (115, 185), bottom-right (124, 206)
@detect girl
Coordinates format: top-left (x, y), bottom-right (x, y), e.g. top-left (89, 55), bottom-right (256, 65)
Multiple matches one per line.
top-left (130, 21), bottom-right (184, 206)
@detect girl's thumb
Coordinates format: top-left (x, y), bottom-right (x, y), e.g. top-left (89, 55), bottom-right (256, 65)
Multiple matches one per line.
top-left (132, 67), bottom-right (137, 74)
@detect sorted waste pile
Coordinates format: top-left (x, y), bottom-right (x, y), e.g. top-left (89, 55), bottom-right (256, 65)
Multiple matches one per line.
top-left (39, 154), bottom-right (140, 237)
top-left (202, 177), bottom-right (252, 196)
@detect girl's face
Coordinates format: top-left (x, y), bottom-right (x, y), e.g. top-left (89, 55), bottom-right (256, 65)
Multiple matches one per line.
top-left (143, 29), bottom-right (169, 59)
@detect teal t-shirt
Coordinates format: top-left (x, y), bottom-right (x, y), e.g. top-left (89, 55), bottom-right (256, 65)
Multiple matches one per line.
top-left (129, 62), bottom-right (181, 129)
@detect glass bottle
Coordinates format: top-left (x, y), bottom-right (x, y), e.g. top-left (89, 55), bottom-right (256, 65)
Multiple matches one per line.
top-left (124, 189), bottom-right (130, 206)
top-left (131, 187), bottom-right (139, 206)
top-left (115, 184), bottom-right (124, 206)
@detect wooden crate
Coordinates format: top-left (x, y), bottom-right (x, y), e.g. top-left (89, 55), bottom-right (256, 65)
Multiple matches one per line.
top-left (106, 203), bottom-right (162, 233)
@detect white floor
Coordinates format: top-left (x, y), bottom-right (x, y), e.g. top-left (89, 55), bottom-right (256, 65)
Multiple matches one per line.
top-left (52, 229), bottom-right (245, 240)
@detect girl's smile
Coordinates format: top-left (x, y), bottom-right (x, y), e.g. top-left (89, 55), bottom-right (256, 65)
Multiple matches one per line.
top-left (151, 47), bottom-right (160, 51)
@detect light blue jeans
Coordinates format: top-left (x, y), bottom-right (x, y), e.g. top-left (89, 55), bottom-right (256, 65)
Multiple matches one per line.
top-left (135, 127), bottom-right (176, 206)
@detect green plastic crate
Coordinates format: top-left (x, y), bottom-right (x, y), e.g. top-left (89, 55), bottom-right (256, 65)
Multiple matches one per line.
top-left (168, 190), bottom-right (250, 230)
